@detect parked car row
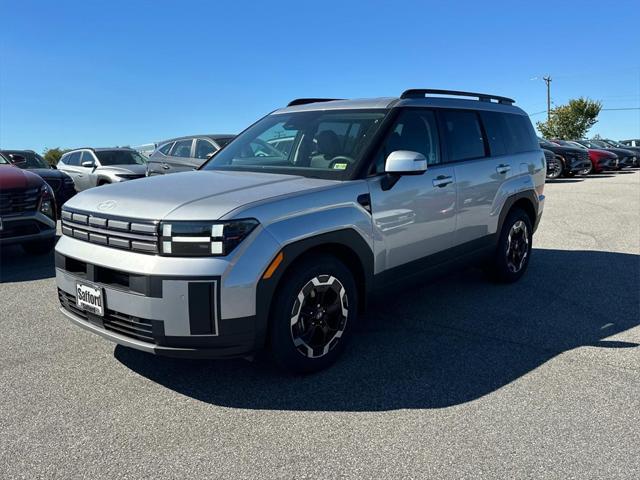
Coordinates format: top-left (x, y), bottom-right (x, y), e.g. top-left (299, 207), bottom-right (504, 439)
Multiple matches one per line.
top-left (539, 137), bottom-right (638, 179)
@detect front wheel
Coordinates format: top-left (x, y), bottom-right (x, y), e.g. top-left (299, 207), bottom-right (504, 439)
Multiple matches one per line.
top-left (485, 208), bottom-right (533, 283)
top-left (269, 254), bottom-right (357, 374)
top-left (546, 156), bottom-right (563, 179)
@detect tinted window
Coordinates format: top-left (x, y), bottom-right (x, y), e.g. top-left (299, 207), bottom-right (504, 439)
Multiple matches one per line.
top-left (170, 139), bottom-right (193, 158)
top-left (195, 139), bottom-right (216, 159)
top-left (372, 109), bottom-right (440, 173)
top-left (502, 114), bottom-right (538, 153)
top-left (441, 110), bottom-right (486, 162)
top-left (158, 142), bottom-right (174, 155)
top-left (479, 112), bottom-right (507, 156)
top-left (94, 150), bottom-right (146, 166)
top-left (65, 152), bottom-right (82, 166)
top-left (80, 151), bottom-right (95, 165)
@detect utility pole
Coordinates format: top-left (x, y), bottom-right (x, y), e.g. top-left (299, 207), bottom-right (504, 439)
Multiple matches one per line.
top-left (543, 75), bottom-right (552, 121)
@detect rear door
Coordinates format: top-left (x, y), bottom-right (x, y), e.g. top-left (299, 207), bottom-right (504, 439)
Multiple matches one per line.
top-left (147, 141), bottom-right (174, 175)
top-left (367, 109), bottom-right (457, 272)
top-left (444, 109), bottom-right (514, 246)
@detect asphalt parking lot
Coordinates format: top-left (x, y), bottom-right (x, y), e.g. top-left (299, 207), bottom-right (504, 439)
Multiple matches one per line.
top-left (1, 171), bottom-right (639, 479)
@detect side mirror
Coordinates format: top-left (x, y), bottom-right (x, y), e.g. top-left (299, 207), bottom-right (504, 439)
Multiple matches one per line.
top-left (381, 150), bottom-right (428, 190)
top-left (81, 161), bottom-right (95, 168)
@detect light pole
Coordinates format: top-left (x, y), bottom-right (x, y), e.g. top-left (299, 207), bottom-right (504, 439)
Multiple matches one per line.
top-left (543, 75), bottom-right (552, 121)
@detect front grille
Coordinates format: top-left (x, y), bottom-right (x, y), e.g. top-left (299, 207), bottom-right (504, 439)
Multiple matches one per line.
top-left (61, 208), bottom-right (159, 254)
top-left (0, 187), bottom-right (40, 216)
top-left (45, 178), bottom-right (62, 193)
top-left (58, 289), bottom-right (155, 343)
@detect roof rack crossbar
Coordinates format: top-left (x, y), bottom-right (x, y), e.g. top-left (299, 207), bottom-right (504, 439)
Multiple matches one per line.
top-left (400, 89), bottom-right (515, 105)
top-left (287, 98), bottom-right (342, 107)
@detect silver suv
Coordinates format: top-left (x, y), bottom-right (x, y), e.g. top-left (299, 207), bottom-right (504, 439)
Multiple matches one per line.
top-left (58, 148), bottom-right (147, 191)
top-left (55, 89), bottom-right (546, 373)
top-left (147, 135), bottom-right (235, 176)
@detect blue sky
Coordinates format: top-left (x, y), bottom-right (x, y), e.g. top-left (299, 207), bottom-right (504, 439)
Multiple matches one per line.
top-left (1, 0), bottom-right (638, 152)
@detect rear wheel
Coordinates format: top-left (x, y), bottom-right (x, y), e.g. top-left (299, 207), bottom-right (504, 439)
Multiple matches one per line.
top-left (22, 237), bottom-right (55, 255)
top-left (485, 208), bottom-right (533, 283)
top-left (269, 254), bottom-right (357, 374)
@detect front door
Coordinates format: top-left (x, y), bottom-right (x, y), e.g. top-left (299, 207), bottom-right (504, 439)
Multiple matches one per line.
top-left (367, 109), bottom-right (457, 273)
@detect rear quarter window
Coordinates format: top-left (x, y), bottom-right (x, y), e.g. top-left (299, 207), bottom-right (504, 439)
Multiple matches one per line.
top-left (502, 114), bottom-right (538, 153)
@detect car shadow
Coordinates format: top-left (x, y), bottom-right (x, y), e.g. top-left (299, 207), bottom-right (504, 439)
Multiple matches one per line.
top-left (547, 178), bottom-right (584, 183)
top-left (0, 234), bottom-right (60, 283)
top-left (115, 248), bottom-right (639, 411)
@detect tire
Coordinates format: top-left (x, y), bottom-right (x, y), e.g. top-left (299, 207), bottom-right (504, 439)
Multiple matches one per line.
top-left (22, 237), bottom-right (55, 255)
top-left (98, 180), bottom-right (110, 186)
top-left (579, 162), bottom-right (593, 176)
top-left (546, 156), bottom-right (563, 179)
top-left (269, 254), bottom-right (358, 374)
top-left (485, 208), bottom-right (533, 283)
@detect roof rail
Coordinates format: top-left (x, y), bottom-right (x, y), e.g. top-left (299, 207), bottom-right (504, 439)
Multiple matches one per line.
top-left (287, 98), bottom-right (342, 107)
top-left (400, 89), bottom-right (515, 105)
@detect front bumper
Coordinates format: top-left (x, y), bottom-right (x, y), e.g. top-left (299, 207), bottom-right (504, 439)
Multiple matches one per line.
top-left (54, 228), bottom-right (280, 358)
top-left (568, 158), bottom-right (592, 173)
top-left (0, 212), bottom-right (56, 245)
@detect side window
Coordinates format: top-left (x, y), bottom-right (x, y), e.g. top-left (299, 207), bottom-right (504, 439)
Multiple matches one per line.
top-left (170, 139), bottom-right (193, 158)
top-left (80, 151), bottom-right (95, 165)
top-left (158, 142), bottom-right (174, 155)
top-left (66, 152), bottom-right (82, 166)
top-left (372, 110), bottom-right (441, 174)
top-left (195, 139), bottom-right (217, 159)
top-left (502, 114), bottom-right (538, 153)
top-left (441, 110), bottom-right (486, 162)
top-left (479, 111), bottom-right (508, 156)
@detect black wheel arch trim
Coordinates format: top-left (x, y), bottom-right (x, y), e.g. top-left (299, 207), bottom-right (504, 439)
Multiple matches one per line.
top-left (255, 229), bottom-right (374, 349)
top-left (497, 190), bottom-right (539, 234)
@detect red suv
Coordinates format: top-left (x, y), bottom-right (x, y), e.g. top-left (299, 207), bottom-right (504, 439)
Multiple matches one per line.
top-left (0, 153), bottom-right (57, 254)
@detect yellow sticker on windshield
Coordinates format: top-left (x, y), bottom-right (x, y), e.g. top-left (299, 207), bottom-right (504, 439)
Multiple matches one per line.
top-left (333, 163), bottom-right (348, 170)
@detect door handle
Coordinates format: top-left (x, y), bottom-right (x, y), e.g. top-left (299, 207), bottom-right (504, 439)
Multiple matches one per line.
top-left (432, 175), bottom-right (454, 188)
top-left (162, 163), bottom-right (170, 170)
top-left (496, 164), bottom-right (511, 174)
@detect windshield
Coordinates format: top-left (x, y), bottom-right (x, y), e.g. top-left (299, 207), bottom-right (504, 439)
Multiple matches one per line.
top-left (568, 141), bottom-right (588, 150)
top-left (2, 151), bottom-right (49, 169)
top-left (604, 139), bottom-right (624, 147)
top-left (589, 140), bottom-right (608, 148)
top-left (95, 150), bottom-right (147, 166)
top-left (538, 138), bottom-right (556, 147)
top-left (203, 110), bottom-right (388, 179)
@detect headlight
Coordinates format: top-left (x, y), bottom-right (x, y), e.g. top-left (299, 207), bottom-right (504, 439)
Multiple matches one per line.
top-left (159, 219), bottom-right (258, 256)
top-left (39, 184), bottom-right (56, 220)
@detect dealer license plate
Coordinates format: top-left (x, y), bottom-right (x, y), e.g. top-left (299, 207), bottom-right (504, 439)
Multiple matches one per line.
top-left (76, 282), bottom-right (104, 317)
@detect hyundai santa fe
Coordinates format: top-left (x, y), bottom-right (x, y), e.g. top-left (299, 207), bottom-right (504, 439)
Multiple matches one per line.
top-left (55, 89), bottom-right (546, 373)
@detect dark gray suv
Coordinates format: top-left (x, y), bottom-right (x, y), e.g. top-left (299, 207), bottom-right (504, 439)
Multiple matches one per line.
top-left (147, 134), bottom-right (235, 176)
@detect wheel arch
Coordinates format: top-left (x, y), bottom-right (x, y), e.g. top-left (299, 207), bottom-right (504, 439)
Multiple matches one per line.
top-left (497, 191), bottom-right (538, 236)
top-left (255, 229), bottom-right (374, 349)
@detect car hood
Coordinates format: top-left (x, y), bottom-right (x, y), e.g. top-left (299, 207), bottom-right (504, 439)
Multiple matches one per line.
top-left (25, 168), bottom-right (68, 180)
top-left (96, 164), bottom-right (148, 175)
top-left (603, 147), bottom-right (636, 157)
top-left (0, 165), bottom-right (44, 190)
top-left (63, 170), bottom-right (340, 221)
top-left (590, 149), bottom-right (617, 158)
